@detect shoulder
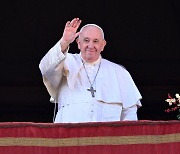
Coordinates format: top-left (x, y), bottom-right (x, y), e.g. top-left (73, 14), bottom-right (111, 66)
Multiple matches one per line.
top-left (101, 58), bottom-right (127, 71)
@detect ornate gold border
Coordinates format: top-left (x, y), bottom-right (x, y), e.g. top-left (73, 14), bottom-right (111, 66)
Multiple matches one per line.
top-left (0, 133), bottom-right (179, 147)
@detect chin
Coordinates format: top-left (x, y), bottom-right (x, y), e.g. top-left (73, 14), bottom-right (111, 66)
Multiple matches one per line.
top-left (82, 52), bottom-right (97, 62)
top-left (86, 58), bottom-right (93, 62)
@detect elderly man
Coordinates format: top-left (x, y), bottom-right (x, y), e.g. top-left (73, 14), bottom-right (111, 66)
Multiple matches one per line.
top-left (39, 18), bottom-right (142, 123)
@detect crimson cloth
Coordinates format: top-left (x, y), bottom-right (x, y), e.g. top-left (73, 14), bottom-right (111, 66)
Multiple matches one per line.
top-left (0, 120), bottom-right (179, 154)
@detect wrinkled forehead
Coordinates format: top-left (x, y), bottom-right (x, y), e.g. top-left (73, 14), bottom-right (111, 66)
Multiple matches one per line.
top-left (79, 24), bottom-right (104, 39)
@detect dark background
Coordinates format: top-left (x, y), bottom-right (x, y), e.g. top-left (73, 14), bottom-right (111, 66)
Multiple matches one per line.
top-left (0, 0), bottom-right (180, 122)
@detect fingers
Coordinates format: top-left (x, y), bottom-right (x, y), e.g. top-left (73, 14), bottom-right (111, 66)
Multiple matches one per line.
top-left (74, 32), bottom-right (80, 38)
top-left (65, 21), bottom-right (71, 27)
top-left (71, 18), bottom-right (81, 28)
top-left (65, 18), bottom-right (81, 29)
top-left (74, 18), bottom-right (81, 29)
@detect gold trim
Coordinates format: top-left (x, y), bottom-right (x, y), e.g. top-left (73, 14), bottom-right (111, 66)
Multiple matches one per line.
top-left (0, 133), bottom-right (179, 147)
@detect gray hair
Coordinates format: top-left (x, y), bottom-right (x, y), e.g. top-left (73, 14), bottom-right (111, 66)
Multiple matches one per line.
top-left (79, 24), bottom-right (105, 39)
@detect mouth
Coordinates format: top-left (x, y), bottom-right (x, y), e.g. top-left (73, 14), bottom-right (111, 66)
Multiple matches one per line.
top-left (86, 50), bottom-right (95, 53)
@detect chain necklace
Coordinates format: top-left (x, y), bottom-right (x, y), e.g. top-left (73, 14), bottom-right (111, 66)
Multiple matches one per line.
top-left (82, 59), bottom-right (101, 97)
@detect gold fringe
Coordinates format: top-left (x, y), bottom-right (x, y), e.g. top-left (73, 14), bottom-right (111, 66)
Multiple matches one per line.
top-left (0, 133), bottom-right (179, 147)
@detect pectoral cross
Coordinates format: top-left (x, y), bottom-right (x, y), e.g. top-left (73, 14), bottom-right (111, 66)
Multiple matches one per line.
top-left (87, 86), bottom-right (96, 97)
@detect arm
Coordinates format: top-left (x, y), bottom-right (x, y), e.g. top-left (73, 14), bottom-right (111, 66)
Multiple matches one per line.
top-left (120, 105), bottom-right (138, 121)
top-left (39, 41), bottom-right (66, 89)
top-left (39, 18), bottom-right (82, 89)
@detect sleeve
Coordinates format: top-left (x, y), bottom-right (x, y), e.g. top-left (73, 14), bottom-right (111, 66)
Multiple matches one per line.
top-left (117, 66), bottom-right (142, 108)
top-left (39, 41), bottom-right (68, 99)
top-left (120, 104), bottom-right (138, 121)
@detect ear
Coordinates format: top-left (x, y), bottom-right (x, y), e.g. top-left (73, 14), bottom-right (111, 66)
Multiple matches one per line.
top-left (76, 37), bottom-right (81, 49)
top-left (101, 40), bottom-right (107, 51)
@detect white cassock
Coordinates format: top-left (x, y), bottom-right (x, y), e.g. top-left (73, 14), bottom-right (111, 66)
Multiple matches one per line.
top-left (39, 41), bottom-right (142, 123)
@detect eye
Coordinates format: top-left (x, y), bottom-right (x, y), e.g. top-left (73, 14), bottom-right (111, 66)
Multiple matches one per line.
top-left (84, 39), bottom-right (89, 43)
top-left (93, 39), bottom-right (99, 43)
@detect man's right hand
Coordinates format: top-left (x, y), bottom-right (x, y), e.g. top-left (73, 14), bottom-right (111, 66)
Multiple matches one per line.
top-left (60, 18), bottom-right (81, 52)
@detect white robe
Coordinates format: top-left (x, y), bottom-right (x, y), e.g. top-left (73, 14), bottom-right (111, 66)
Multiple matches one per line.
top-left (39, 41), bottom-right (142, 123)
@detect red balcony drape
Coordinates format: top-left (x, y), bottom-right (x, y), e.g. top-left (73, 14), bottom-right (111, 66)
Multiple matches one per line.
top-left (0, 120), bottom-right (179, 154)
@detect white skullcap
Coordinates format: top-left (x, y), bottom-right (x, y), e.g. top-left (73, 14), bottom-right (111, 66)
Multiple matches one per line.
top-left (79, 24), bottom-right (105, 39)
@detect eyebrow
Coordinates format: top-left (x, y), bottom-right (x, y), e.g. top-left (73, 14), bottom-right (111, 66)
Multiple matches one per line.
top-left (83, 37), bottom-right (99, 40)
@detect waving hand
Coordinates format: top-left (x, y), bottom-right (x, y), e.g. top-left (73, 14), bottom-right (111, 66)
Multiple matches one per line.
top-left (60, 18), bottom-right (81, 52)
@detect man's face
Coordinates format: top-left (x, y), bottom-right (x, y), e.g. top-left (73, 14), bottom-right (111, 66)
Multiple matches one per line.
top-left (77, 26), bottom-right (106, 63)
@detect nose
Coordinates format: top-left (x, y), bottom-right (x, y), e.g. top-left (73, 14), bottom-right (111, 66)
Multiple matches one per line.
top-left (87, 41), bottom-right (94, 48)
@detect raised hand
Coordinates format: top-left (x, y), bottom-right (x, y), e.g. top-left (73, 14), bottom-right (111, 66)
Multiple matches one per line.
top-left (60, 18), bottom-right (81, 52)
